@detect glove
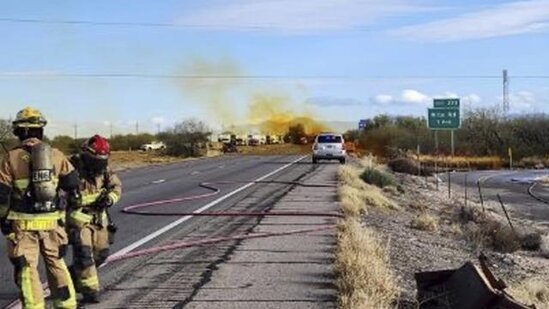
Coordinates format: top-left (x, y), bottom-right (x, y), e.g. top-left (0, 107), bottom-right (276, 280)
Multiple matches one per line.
top-left (105, 195), bottom-right (114, 207)
top-left (94, 191), bottom-right (113, 210)
top-left (1, 218), bottom-right (11, 236)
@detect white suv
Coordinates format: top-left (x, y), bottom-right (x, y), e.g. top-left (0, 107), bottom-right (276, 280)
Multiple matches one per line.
top-left (140, 141), bottom-right (166, 151)
top-left (312, 133), bottom-right (346, 164)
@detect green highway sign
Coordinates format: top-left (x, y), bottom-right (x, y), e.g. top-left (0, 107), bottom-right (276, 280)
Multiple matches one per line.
top-left (433, 98), bottom-right (460, 108)
top-left (428, 108), bottom-right (460, 129)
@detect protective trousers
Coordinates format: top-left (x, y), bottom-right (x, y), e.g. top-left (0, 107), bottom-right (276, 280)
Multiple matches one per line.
top-left (71, 224), bottom-right (109, 294)
top-left (7, 225), bottom-right (77, 309)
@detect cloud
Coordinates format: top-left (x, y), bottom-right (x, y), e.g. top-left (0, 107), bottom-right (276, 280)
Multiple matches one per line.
top-left (306, 96), bottom-right (364, 107)
top-left (371, 94), bottom-right (394, 105)
top-left (371, 90), bottom-right (482, 107)
top-left (394, 0), bottom-right (549, 41)
top-left (177, 0), bottom-right (431, 33)
top-left (462, 93), bottom-right (482, 105)
top-left (400, 89), bottom-right (430, 105)
top-left (509, 91), bottom-right (537, 109)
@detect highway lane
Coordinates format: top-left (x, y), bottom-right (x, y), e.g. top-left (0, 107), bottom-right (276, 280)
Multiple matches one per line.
top-left (439, 169), bottom-right (549, 224)
top-left (0, 154), bottom-right (307, 307)
top-left (91, 155), bottom-right (323, 308)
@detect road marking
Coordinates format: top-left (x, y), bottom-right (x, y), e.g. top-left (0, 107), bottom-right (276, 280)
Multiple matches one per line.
top-left (105, 155), bottom-right (308, 263)
top-left (6, 155), bottom-right (308, 309)
top-left (218, 165), bottom-right (225, 169)
top-left (151, 179), bottom-right (166, 184)
top-left (191, 171), bottom-right (200, 175)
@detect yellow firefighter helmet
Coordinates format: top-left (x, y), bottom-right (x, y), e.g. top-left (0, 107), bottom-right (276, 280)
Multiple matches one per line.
top-left (12, 107), bottom-right (47, 129)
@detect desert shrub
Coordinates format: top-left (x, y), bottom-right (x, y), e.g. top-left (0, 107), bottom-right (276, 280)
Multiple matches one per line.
top-left (51, 135), bottom-right (85, 154)
top-left (388, 158), bottom-right (433, 176)
top-left (110, 133), bottom-right (156, 151)
top-left (360, 168), bottom-right (396, 188)
top-left (521, 233), bottom-right (542, 251)
top-left (158, 118), bottom-right (211, 157)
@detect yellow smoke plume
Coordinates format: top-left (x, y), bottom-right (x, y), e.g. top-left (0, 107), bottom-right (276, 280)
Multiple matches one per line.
top-left (248, 93), bottom-right (329, 135)
top-left (181, 57), bottom-right (329, 135)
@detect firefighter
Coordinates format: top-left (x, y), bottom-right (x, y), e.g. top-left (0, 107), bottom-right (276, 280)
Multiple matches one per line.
top-left (0, 107), bottom-right (79, 309)
top-left (67, 134), bottom-right (121, 304)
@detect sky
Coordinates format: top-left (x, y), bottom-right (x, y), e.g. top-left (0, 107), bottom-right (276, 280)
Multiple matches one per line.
top-left (0, 0), bottom-right (548, 137)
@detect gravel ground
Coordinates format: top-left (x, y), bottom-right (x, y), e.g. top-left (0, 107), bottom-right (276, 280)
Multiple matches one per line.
top-left (362, 172), bottom-right (549, 307)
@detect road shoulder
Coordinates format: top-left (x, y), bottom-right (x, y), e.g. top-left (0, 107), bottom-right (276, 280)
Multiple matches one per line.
top-left (184, 164), bottom-right (339, 309)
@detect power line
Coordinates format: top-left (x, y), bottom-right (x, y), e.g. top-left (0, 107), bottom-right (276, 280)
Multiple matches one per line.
top-left (0, 72), bottom-right (548, 80)
top-left (0, 17), bottom-right (371, 32)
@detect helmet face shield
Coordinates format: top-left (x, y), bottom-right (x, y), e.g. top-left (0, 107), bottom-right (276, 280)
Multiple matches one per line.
top-left (82, 152), bottom-right (108, 175)
top-left (13, 127), bottom-right (44, 141)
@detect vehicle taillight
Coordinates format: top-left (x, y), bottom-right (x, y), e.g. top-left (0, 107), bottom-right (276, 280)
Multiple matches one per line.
top-left (341, 143), bottom-right (346, 150)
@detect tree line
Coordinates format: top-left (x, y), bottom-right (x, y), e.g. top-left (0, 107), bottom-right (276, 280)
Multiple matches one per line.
top-left (346, 107), bottom-right (549, 160)
top-left (0, 118), bottom-right (212, 158)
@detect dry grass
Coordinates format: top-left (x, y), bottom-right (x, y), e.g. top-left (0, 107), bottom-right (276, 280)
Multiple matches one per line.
top-left (109, 151), bottom-right (186, 171)
top-left (408, 200), bottom-right (427, 212)
top-left (338, 165), bottom-right (366, 189)
top-left (419, 155), bottom-right (502, 170)
top-left (336, 218), bottom-right (399, 309)
top-left (518, 156), bottom-right (549, 169)
top-left (382, 186), bottom-right (399, 195)
top-left (358, 154), bottom-right (386, 171)
top-left (508, 279), bottom-right (549, 309)
top-left (411, 214), bottom-right (438, 232)
top-left (336, 160), bottom-right (400, 308)
top-left (337, 165), bottom-right (398, 216)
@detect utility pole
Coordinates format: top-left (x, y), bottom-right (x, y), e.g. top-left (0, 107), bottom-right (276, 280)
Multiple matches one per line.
top-left (135, 121), bottom-right (139, 135)
top-left (73, 123), bottom-right (78, 141)
top-left (503, 69), bottom-right (510, 114)
top-left (156, 123), bottom-right (161, 134)
top-left (110, 122), bottom-right (113, 139)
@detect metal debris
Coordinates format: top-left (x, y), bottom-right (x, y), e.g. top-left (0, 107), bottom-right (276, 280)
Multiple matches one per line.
top-left (415, 254), bottom-right (535, 309)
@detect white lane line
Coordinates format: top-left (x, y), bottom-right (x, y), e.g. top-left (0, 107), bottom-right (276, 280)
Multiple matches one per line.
top-left (105, 155), bottom-right (308, 262)
top-left (218, 165), bottom-right (225, 169)
top-left (6, 155), bottom-right (308, 309)
top-left (151, 179), bottom-right (166, 184)
top-left (191, 171), bottom-right (200, 175)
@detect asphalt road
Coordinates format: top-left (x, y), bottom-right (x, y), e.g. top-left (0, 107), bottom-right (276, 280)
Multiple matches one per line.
top-left (439, 169), bottom-right (549, 225)
top-left (0, 154), bottom-right (312, 308)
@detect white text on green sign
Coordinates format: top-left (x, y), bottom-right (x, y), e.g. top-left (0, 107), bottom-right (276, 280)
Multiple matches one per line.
top-left (428, 108), bottom-right (460, 129)
top-left (433, 98), bottom-right (460, 108)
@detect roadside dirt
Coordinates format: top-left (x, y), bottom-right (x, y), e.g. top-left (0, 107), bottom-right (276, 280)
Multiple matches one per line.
top-left (236, 143), bottom-right (311, 155)
top-left (363, 171), bottom-right (549, 307)
top-left (109, 150), bottom-right (223, 172)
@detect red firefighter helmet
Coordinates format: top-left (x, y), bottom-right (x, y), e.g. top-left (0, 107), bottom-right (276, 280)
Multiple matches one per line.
top-left (82, 135), bottom-right (110, 160)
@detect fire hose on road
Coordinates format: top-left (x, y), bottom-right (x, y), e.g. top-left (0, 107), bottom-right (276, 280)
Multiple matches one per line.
top-left (106, 180), bottom-right (342, 263)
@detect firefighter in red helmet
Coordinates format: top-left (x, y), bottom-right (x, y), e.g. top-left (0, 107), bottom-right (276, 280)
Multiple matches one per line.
top-left (66, 135), bottom-right (122, 304)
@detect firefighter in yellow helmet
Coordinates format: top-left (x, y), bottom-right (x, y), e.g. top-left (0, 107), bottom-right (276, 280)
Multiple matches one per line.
top-left (67, 135), bottom-right (121, 304)
top-left (0, 107), bottom-right (79, 309)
